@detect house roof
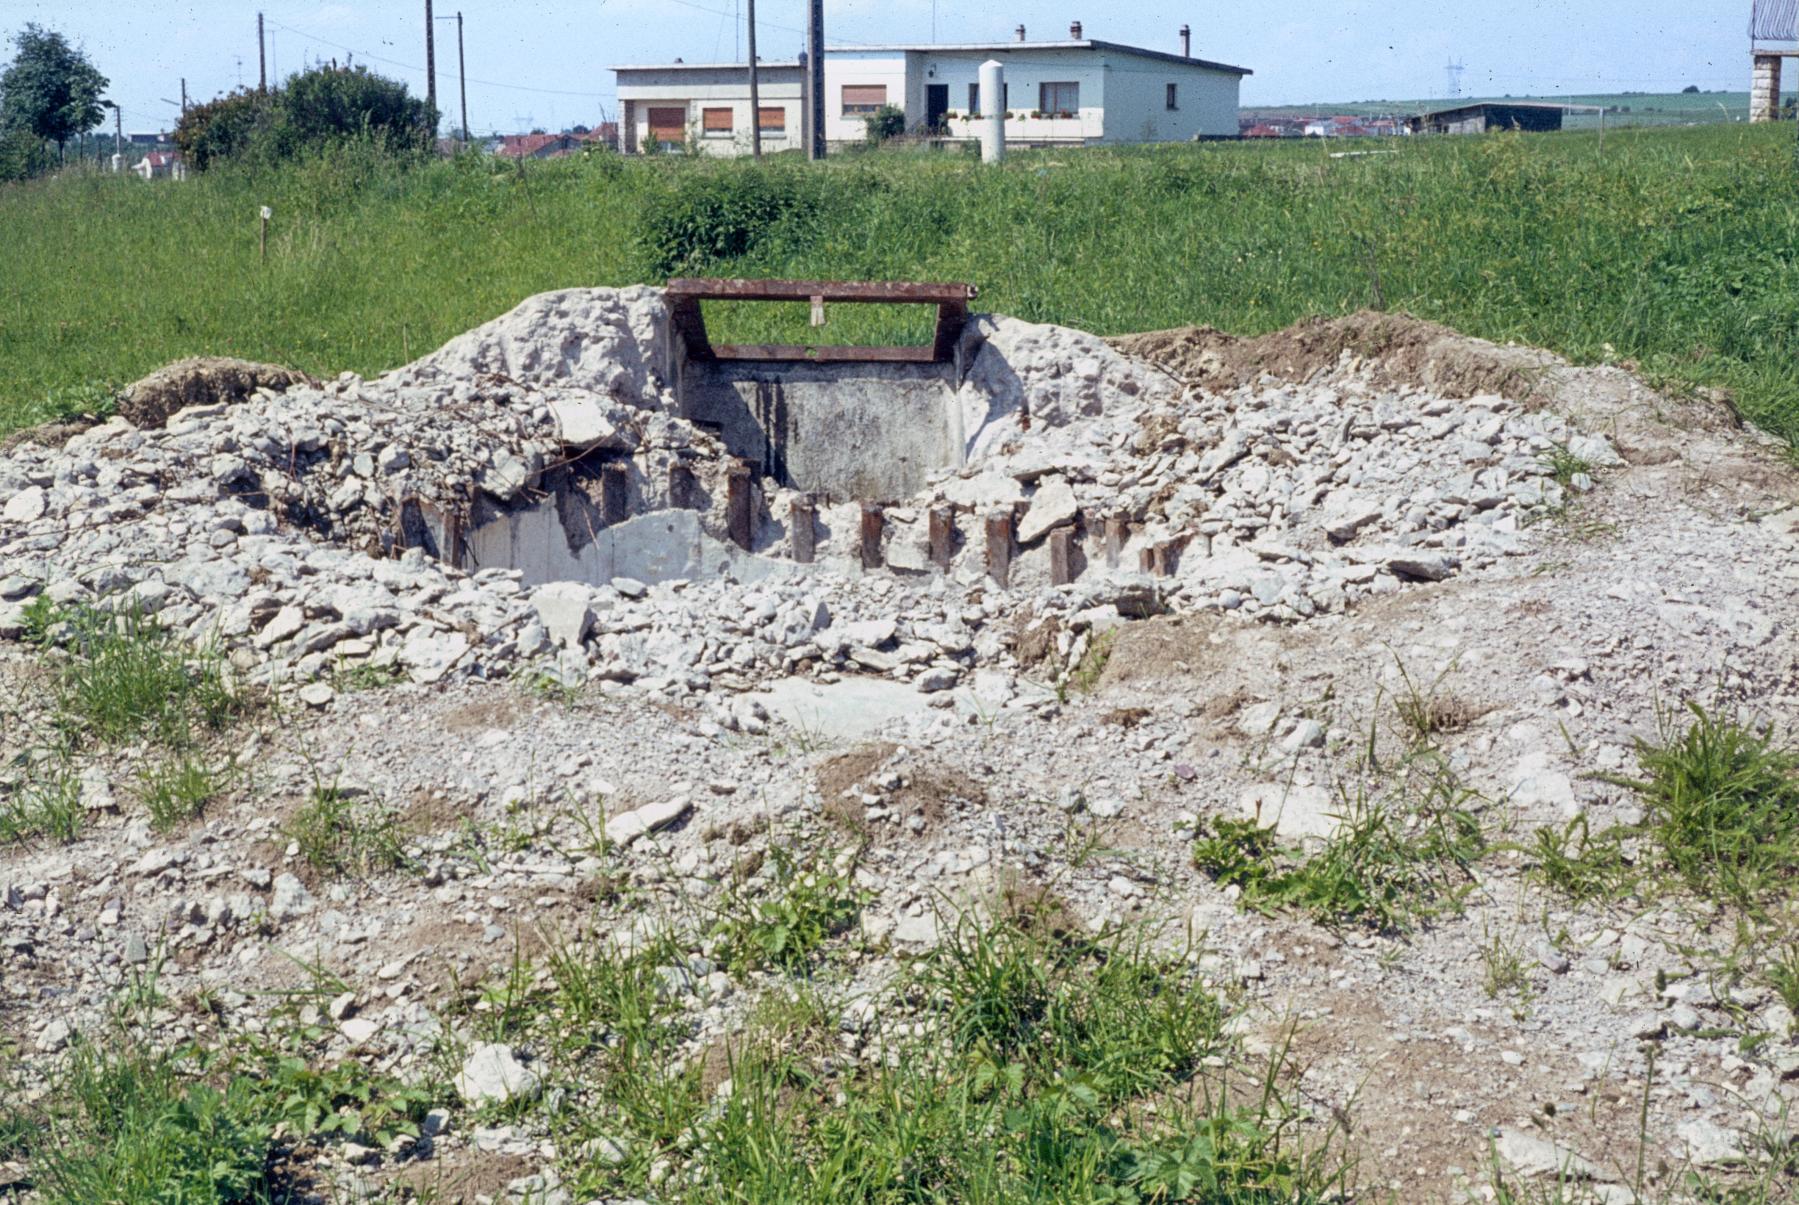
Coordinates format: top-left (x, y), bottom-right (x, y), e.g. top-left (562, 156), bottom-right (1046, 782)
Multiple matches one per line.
top-left (1414, 100), bottom-right (1579, 119)
top-left (614, 39), bottom-right (1250, 76)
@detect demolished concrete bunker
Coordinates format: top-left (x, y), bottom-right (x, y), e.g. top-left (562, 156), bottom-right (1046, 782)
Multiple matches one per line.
top-left (406, 279), bottom-right (1164, 594)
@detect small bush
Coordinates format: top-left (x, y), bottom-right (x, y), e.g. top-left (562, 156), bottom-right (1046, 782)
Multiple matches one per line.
top-left (714, 846), bottom-right (865, 973)
top-left (639, 167), bottom-right (823, 277)
top-left (49, 604), bottom-right (238, 747)
top-left (283, 784), bottom-right (410, 878)
top-left (863, 103), bottom-right (907, 144)
top-left (1623, 703), bottom-right (1799, 904)
top-left (29, 1042), bottom-right (272, 1205)
top-left (0, 126), bottom-right (52, 184)
top-left (1194, 765), bottom-right (1484, 932)
top-left (138, 754), bottom-right (228, 832)
top-left (0, 760), bottom-right (83, 845)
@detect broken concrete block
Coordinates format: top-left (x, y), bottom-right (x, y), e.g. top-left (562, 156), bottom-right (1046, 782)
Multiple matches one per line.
top-left (531, 582), bottom-right (596, 650)
top-left (1017, 476), bottom-right (1078, 545)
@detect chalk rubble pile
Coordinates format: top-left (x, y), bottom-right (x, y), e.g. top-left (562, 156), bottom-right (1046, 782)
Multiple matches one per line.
top-left (0, 287), bottom-right (1614, 700)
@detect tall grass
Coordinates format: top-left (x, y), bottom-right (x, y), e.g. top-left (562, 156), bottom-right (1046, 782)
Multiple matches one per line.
top-left (2, 124), bottom-right (1797, 442)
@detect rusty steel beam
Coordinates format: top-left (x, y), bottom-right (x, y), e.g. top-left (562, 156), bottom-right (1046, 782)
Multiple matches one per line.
top-left (790, 495), bottom-right (816, 563)
top-left (709, 343), bottom-right (946, 365)
top-left (666, 277), bottom-right (975, 365)
top-left (726, 461), bottom-right (755, 549)
top-left (668, 278), bottom-right (976, 304)
top-left (859, 502), bottom-right (885, 570)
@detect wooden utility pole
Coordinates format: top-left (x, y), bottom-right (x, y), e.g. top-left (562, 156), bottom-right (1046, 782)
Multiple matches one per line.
top-left (180, 78), bottom-right (188, 114)
top-left (257, 12), bottom-right (266, 92)
top-left (747, 0), bottom-right (761, 158)
top-left (455, 12), bottom-right (467, 145)
top-left (806, 0), bottom-right (825, 159)
top-left (425, 0), bottom-right (438, 120)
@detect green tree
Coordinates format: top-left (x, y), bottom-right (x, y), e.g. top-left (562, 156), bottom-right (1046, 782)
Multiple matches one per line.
top-left (0, 23), bottom-right (108, 163)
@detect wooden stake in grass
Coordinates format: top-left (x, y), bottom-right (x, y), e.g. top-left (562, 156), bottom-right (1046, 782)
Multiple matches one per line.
top-left (258, 204), bottom-right (271, 263)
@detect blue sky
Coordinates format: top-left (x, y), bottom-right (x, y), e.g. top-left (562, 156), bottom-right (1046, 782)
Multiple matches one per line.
top-left (0, 0), bottom-right (1764, 136)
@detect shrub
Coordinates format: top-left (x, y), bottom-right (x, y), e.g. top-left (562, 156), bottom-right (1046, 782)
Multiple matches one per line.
top-left (864, 103), bottom-right (907, 144)
top-left (171, 89), bottom-right (271, 171)
top-left (639, 167), bottom-right (823, 277)
top-left (173, 64), bottom-right (434, 171)
top-left (0, 125), bottom-right (52, 183)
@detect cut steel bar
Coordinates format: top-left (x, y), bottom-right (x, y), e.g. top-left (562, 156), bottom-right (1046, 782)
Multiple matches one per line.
top-left (666, 278), bottom-right (977, 364)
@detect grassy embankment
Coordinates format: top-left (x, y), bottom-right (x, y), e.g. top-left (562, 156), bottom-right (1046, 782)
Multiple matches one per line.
top-left (0, 122), bottom-right (1796, 445)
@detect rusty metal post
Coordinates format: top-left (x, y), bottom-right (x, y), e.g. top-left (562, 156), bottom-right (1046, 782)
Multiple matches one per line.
top-left (1105, 513), bottom-right (1128, 569)
top-left (790, 495), bottom-right (816, 563)
top-left (600, 463), bottom-right (629, 525)
top-left (668, 462), bottom-right (697, 510)
top-left (928, 504), bottom-right (955, 569)
top-left (985, 509), bottom-right (1013, 587)
top-left (1049, 528), bottom-right (1075, 586)
top-left (859, 502), bottom-right (884, 570)
top-left (726, 461), bottom-right (754, 550)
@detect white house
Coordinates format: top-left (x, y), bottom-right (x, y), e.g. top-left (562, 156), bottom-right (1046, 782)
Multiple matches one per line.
top-left (613, 62), bottom-right (808, 155)
top-left (612, 23), bottom-right (1249, 155)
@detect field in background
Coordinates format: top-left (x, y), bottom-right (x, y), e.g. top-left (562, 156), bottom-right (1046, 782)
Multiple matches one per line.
top-left (1, 122), bottom-right (1796, 444)
top-left (1243, 89), bottom-right (1794, 129)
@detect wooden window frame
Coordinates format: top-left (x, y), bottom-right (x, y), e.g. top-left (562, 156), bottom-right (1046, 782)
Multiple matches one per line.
top-left (1166, 83), bottom-right (1179, 111)
top-left (1039, 81), bottom-right (1080, 118)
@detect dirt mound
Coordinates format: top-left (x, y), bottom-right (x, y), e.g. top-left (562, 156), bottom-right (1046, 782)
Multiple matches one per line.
top-left (1111, 311), bottom-right (1560, 401)
top-left (118, 356), bottom-right (314, 430)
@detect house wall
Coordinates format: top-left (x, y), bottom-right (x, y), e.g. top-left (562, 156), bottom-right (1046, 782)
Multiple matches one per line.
top-left (825, 47), bottom-right (1239, 146)
top-left (616, 66), bottom-right (806, 155)
top-left (1091, 53), bottom-right (1239, 141)
top-left (821, 52), bottom-right (915, 144)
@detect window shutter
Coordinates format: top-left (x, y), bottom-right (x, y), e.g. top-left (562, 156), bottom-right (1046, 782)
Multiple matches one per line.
top-left (647, 107), bottom-right (686, 140)
top-left (758, 107), bottom-right (786, 132)
top-left (702, 107), bottom-right (733, 132)
top-left (842, 85), bottom-right (887, 107)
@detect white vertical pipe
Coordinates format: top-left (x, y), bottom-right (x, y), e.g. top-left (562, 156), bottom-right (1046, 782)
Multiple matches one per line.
top-left (979, 59), bottom-right (1005, 164)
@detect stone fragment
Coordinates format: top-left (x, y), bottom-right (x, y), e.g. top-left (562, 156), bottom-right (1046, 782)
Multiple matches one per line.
top-left (1017, 476), bottom-right (1078, 545)
top-left (454, 1043), bottom-right (541, 1107)
top-left (605, 797), bottom-right (693, 847)
top-left (1492, 1128), bottom-right (1607, 1181)
top-left (1, 487), bottom-right (45, 524)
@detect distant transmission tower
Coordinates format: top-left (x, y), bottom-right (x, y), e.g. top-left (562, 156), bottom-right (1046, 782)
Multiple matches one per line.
top-left (1446, 58), bottom-right (1466, 98)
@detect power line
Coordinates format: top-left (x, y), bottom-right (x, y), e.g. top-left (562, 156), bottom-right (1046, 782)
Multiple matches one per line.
top-left (262, 18), bottom-right (611, 97)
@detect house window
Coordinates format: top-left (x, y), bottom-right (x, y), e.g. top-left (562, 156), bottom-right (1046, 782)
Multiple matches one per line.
top-left (702, 107), bottom-right (734, 136)
top-left (1166, 84), bottom-right (1179, 110)
top-left (841, 84), bottom-right (887, 115)
top-left (758, 106), bottom-right (786, 133)
top-left (646, 106), bottom-right (686, 145)
top-left (1039, 81), bottom-right (1079, 117)
top-left (968, 83), bottom-right (980, 117)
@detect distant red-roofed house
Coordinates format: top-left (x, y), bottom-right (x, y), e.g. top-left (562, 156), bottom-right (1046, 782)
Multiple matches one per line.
top-left (493, 127), bottom-right (619, 159)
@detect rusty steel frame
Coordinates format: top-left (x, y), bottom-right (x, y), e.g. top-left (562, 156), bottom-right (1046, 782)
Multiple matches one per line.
top-left (666, 277), bottom-right (978, 364)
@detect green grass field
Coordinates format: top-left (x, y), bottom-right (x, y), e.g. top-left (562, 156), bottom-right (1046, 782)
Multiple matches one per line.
top-left (1, 122), bottom-right (1797, 444)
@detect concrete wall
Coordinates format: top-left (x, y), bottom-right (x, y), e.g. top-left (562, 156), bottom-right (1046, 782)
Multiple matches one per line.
top-left (464, 501), bottom-right (795, 587)
top-left (617, 66), bottom-right (806, 154)
top-left (678, 360), bottom-right (964, 502)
